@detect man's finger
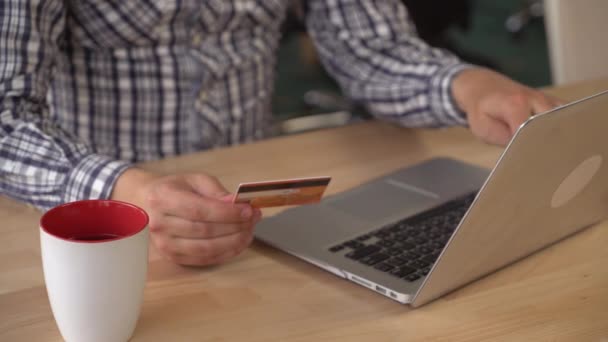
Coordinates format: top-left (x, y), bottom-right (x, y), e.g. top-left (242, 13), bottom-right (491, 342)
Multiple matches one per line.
top-left (152, 188), bottom-right (253, 223)
top-left (485, 119), bottom-right (512, 146)
top-left (472, 112), bottom-right (512, 146)
top-left (156, 215), bottom-right (254, 239)
top-left (531, 93), bottom-right (562, 115)
top-left (491, 95), bottom-right (531, 135)
top-left (548, 94), bottom-right (567, 107)
top-left (165, 231), bottom-right (253, 260)
top-left (167, 246), bottom-right (248, 267)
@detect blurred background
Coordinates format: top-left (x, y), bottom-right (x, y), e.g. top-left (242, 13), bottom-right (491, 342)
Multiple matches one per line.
top-left (271, 0), bottom-right (608, 134)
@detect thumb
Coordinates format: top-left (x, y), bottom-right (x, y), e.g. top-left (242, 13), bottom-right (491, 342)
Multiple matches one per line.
top-left (485, 119), bottom-right (512, 146)
top-left (531, 93), bottom-right (563, 115)
top-left (488, 97), bottom-right (531, 135)
top-left (474, 113), bottom-right (512, 146)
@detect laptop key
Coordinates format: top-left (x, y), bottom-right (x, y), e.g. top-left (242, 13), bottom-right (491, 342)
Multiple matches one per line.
top-left (415, 246), bottom-right (434, 255)
top-left (389, 266), bottom-right (416, 278)
top-left (386, 247), bottom-right (403, 256)
top-left (420, 224), bottom-right (433, 232)
top-left (420, 266), bottom-right (432, 275)
top-left (396, 223), bottom-right (410, 231)
top-left (374, 230), bottom-right (391, 238)
top-left (404, 229), bottom-right (421, 237)
top-left (428, 232), bottom-right (442, 240)
top-left (394, 234), bottom-right (409, 242)
top-left (361, 252), bottom-right (390, 266)
top-left (387, 225), bottom-right (402, 234)
top-left (413, 237), bottom-right (428, 245)
top-left (428, 241), bottom-right (445, 250)
top-left (409, 260), bottom-right (430, 269)
top-left (386, 256), bottom-right (408, 267)
top-left (344, 240), bottom-right (366, 250)
top-left (377, 239), bottom-right (395, 248)
top-left (401, 252), bottom-right (420, 260)
top-left (345, 245), bottom-right (381, 260)
top-left (394, 241), bottom-right (415, 250)
top-left (405, 274), bottom-right (421, 282)
top-left (373, 262), bottom-right (394, 272)
top-left (356, 234), bottom-right (373, 242)
top-left (329, 244), bottom-right (345, 253)
top-left (441, 227), bottom-right (455, 234)
top-left (422, 252), bottom-right (441, 263)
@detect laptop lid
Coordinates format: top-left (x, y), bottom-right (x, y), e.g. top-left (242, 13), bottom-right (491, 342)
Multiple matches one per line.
top-left (412, 90), bottom-right (608, 306)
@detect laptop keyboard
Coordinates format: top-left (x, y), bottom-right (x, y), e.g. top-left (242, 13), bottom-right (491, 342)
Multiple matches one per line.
top-left (328, 192), bottom-right (477, 282)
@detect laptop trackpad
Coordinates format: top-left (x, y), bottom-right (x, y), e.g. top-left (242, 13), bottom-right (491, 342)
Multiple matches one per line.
top-left (326, 179), bottom-right (438, 223)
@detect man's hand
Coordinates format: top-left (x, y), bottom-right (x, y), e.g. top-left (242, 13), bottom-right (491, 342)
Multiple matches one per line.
top-left (111, 168), bottom-right (261, 266)
top-left (452, 68), bottom-right (564, 145)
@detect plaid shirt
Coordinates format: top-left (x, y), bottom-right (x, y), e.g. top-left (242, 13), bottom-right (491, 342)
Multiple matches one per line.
top-left (1, 0), bottom-right (468, 211)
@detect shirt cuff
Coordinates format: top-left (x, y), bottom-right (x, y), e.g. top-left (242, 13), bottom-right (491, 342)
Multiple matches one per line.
top-left (62, 154), bottom-right (132, 204)
top-left (429, 62), bottom-right (475, 126)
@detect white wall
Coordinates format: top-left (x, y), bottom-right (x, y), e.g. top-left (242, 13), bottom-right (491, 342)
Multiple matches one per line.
top-left (545, 0), bottom-right (608, 84)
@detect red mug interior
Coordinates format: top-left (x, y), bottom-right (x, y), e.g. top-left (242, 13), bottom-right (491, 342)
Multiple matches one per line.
top-left (40, 200), bottom-right (149, 243)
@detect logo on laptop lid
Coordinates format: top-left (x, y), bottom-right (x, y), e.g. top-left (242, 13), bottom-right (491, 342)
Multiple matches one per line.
top-left (551, 155), bottom-right (602, 208)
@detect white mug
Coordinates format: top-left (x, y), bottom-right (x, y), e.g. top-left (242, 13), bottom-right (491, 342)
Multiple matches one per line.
top-left (40, 200), bottom-right (149, 342)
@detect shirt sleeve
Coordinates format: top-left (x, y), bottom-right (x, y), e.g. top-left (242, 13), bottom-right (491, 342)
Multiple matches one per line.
top-left (0, 0), bottom-right (131, 211)
top-left (305, 0), bottom-right (472, 127)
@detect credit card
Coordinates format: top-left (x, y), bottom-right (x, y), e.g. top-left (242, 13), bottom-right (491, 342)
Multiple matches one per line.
top-left (233, 176), bottom-right (331, 208)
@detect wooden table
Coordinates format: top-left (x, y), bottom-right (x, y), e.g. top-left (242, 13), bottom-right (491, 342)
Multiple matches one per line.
top-left (2, 79), bottom-right (608, 341)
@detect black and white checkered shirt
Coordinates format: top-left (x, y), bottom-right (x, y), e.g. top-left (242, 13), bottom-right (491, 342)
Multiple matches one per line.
top-left (1, 0), bottom-right (469, 211)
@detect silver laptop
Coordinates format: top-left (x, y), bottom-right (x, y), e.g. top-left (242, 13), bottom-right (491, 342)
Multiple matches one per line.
top-left (255, 90), bottom-right (608, 307)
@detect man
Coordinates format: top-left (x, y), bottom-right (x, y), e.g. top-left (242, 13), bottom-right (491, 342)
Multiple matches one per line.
top-left (0, 1), bottom-right (560, 266)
